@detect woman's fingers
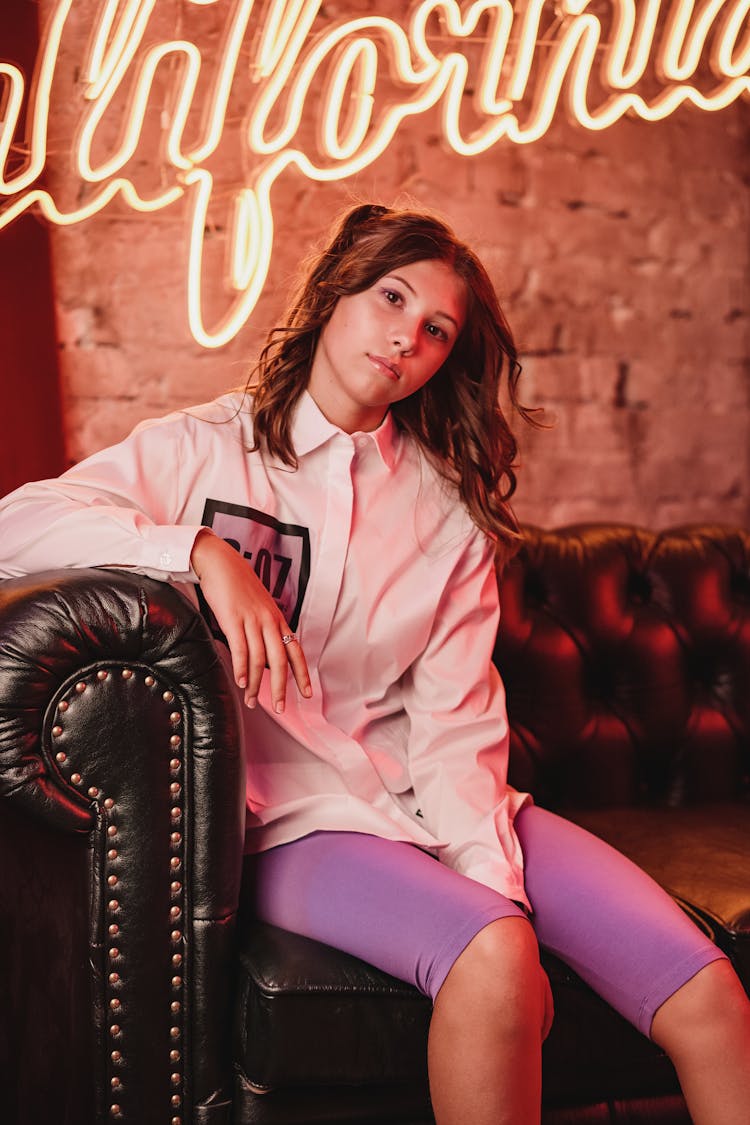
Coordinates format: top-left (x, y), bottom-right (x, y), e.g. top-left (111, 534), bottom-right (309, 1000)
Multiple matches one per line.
top-left (224, 621), bottom-right (250, 691)
top-left (244, 632), bottom-right (268, 709)
top-left (285, 638), bottom-right (312, 700)
top-left (256, 625), bottom-right (313, 714)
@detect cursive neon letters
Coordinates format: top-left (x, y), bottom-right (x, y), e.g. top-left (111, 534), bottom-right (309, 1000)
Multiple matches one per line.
top-left (1, 0), bottom-right (747, 347)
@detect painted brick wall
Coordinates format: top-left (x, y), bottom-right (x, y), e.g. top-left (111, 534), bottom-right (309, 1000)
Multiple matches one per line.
top-left (38, 0), bottom-right (750, 528)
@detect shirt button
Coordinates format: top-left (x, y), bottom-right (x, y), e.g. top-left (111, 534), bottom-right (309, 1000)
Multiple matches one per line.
top-left (159, 552), bottom-right (173, 568)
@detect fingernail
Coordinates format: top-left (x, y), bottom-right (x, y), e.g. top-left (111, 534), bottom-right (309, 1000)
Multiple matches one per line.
top-left (245, 696), bottom-right (257, 710)
top-left (274, 700), bottom-right (285, 714)
top-left (303, 685), bottom-right (312, 698)
top-left (237, 676), bottom-right (247, 689)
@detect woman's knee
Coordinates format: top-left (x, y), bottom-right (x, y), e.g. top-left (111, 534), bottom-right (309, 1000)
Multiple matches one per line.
top-left (651, 959), bottom-right (750, 1053)
top-left (438, 917), bottom-right (552, 1039)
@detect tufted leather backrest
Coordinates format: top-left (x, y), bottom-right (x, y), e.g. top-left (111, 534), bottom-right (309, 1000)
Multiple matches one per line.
top-left (495, 525), bottom-right (750, 812)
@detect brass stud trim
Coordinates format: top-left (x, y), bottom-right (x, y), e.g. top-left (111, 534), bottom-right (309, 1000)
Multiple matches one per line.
top-left (71, 773), bottom-right (82, 785)
top-left (121, 669), bottom-right (133, 680)
top-left (97, 670), bottom-right (109, 681)
top-left (75, 681), bottom-right (87, 694)
top-left (59, 700), bottom-right (69, 712)
top-left (55, 751), bottom-right (67, 764)
top-left (163, 690), bottom-right (174, 703)
top-left (145, 675), bottom-right (155, 686)
top-left (52, 725), bottom-right (63, 737)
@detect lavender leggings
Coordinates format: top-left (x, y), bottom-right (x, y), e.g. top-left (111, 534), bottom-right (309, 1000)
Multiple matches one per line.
top-left (251, 805), bottom-right (726, 1037)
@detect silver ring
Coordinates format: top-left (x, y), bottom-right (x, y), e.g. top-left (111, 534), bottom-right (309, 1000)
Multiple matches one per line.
top-left (281, 633), bottom-right (296, 646)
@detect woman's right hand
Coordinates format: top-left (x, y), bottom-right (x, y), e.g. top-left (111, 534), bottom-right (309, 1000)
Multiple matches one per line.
top-left (190, 528), bottom-right (312, 713)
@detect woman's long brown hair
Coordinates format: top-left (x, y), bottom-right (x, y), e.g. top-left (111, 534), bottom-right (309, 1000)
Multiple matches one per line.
top-left (246, 203), bottom-right (534, 553)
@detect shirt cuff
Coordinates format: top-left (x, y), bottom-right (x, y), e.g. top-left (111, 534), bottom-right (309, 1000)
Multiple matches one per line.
top-left (136, 524), bottom-right (207, 581)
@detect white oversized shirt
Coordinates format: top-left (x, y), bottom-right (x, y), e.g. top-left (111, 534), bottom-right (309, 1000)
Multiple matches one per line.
top-left (0, 391), bottom-right (531, 906)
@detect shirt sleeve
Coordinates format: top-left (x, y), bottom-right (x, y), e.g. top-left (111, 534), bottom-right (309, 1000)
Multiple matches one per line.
top-left (0, 412), bottom-right (207, 582)
top-left (401, 528), bottom-right (531, 905)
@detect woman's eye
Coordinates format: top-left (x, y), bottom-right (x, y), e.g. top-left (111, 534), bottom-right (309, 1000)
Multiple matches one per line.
top-left (382, 288), bottom-right (402, 305)
top-left (426, 323), bottom-right (448, 342)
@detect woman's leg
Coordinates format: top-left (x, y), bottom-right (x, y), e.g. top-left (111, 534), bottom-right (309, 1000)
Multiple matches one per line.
top-left (429, 916), bottom-right (552, 1125)
top-left (251, 831), bottom-right (550, 1125)
top-left (650, 960), bottom-right (750, 1125)
top-left (516, 804), bottom-right (750, 1124)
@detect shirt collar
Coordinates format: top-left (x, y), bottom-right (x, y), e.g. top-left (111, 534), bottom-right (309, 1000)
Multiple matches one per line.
top-left (291, 391), bottom-right (400, 471)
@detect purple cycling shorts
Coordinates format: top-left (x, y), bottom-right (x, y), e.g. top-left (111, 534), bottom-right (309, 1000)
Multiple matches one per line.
top-left (251, 804), bottom-right (726, 1037)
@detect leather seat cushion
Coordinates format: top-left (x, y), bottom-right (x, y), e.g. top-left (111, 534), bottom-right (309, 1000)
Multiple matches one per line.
top-left (234, 928), bottom-right (680, 1103)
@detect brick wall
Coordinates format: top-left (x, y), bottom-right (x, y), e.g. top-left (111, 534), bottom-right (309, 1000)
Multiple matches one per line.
top-left (39, 0), bottom-right (750, 528)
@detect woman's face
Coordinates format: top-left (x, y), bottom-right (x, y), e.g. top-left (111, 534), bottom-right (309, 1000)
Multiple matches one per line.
top-left (308, 258), bottom-right (467, 433)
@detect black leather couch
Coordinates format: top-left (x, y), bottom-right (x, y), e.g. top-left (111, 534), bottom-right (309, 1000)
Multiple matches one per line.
top-left (1, 524), bottom-right (748, 1125)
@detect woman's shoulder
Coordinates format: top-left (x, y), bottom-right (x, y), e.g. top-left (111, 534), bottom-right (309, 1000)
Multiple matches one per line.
top-left (132, 391), bottom-right (255, 443)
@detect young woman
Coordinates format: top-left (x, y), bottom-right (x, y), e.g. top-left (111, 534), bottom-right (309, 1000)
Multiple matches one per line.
top-left (1, 203), bottom-right (749, 1124)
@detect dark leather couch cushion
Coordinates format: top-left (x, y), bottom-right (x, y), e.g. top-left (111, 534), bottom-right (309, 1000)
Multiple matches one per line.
top-left (567, 802), bottom-right (750, 989)
top-left (235, 922), bottom-right (431, 1090)
top-left (235, 921), bottom-right (680, 1105)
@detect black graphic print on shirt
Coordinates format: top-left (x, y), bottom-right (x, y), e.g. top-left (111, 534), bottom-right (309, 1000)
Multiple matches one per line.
top-left (198, 499), bottom-right (311, 642)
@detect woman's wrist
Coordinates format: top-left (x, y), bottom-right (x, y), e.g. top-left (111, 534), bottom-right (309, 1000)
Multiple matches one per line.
top-left (190, 527), bottom-right (218, 580)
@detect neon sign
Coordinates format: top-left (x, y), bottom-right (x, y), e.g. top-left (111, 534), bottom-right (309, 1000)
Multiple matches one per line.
top-left (1, 0), bottom-right (748, 348)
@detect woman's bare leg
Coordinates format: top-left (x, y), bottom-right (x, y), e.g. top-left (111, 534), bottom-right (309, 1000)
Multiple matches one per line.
top-left (651, 959), bottom-right (750, 1125)
top-left (427, 917), bottom-right (551, 1125)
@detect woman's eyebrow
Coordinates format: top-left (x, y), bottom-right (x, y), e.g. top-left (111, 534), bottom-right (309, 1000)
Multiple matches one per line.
top-left (385, 274), bottom-right (460, 329)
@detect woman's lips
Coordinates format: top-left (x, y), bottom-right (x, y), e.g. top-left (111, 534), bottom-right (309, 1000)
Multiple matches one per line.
top-left (368, 354), bottom-right (401, 380)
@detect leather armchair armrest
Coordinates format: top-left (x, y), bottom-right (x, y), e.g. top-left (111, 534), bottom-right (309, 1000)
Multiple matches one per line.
top-left (0, 569), bottom-right (245, 1125)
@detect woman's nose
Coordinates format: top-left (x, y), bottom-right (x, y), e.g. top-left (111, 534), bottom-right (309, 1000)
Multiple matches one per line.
top-left (390, 323), bottom-right (416, 355)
